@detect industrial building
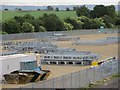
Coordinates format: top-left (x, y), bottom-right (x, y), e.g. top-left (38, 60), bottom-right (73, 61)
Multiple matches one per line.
top-left (0, 54), bottom-right (36, 82)
top-left (40, 50), bottom-right (100, 66)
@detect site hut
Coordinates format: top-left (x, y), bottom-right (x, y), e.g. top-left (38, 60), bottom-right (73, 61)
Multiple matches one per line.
top-left (0, 53), bottom-right (36, 82)
top-left (40, 51), bottom-right (100, 66)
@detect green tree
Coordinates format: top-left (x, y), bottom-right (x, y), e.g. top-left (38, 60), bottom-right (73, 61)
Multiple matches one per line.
top-left (76, 5), bottom-right (90, 17)
top-left (13, 16), bottom-right (25, 25)
top-left (4, 8), bottom-right (8, 11)
top-left (91, 5), bottom-right (116, 19)
top-left (32, 17), bottom-right (43, 32)
top-left (23, 14), bottom-right (35, 23)
top-left (55, 7), bottom-right (59, 11)
top-left (64, 22), bottom-right (74, 30)
top-left (47, 6), bottom-right (53, 10)
top-left (115, 13), bottom-right (120, 26)
top-left (15, 8), bottom-right (22, 11)
top-left (39, 26), bottom-right (46, 32)
top-left (91, 5), bottom-right (107, 18)
top-left (65, 17), bottom-right (83, 29)
top-left (18, 8), bottom-right (22, 11)
top-left (0, 31), bottom-right (8, 34)
top-left (73, 6), bottom-right (78, 11)
top-left (41, 14), bottom-right (65, 31)
top-left (91, 18), bottom-right (106, 29)
top-left (2, 19), bottom-right (21, 34)
top-left (102, 15), bottom-right (114, 28)
top-left (106, 5), bottom-right (116, 19)
top-left (78, 16), bottom-right (93, 29)
top-left (66, 7), bottom-right (71, 11)
top-left (37, 9), bottom-right (41, 11)
top-left (21, 22), bottom-right (35, 33)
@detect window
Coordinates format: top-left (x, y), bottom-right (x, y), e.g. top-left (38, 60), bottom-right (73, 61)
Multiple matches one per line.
top-left (44, 56), bottom-right (51, 59)
top-left (90, 57), bottom-right (93, 59)
top-left (79, 57), bottom-right (82, 59)
top-left (59, 57), bottom-right (62, 59)
top-left (44, 56), bottom-right (47, 59)
top-left (48, 56), bottom-right (50, 58)
top-left (83, 57), bottom-right (85, 60)
top-left (77, 57), bottom-right (79, 59)
top-left (85, 57), bottom-right (88, 59)
top-left (73, 57), bottom-right (76, 59)
top-left (54, 56), bottom-right (59, 59)
top-left (63, 57), bottom-right (69, 59)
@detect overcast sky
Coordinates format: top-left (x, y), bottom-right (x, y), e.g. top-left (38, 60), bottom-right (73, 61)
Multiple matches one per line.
top-left (1, 0), bottom-right (119, 6)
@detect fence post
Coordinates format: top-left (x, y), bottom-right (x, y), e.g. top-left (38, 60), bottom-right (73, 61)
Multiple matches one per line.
top-left (87, 68), bottom-right (90, 86)
top-left (79, 71), bottom-right (80, 88)
top-left (71, 73), bottom-right (72, 88)
top-left (53, 78), bottom-right (54, 89)
top-left (32, 83), bottom-right (33, 90)
top-left (43, 80), bottom-right (44, 88)
top-left (63, 75), bottom-right (64, 88)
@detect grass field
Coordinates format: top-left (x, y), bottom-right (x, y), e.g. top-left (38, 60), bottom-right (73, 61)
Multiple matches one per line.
top-left (1, 10), bottom-right (77, 21)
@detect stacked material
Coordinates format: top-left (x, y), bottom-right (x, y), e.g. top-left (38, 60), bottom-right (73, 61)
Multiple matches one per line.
top-left (73, 36), bottom-right (119, 45)
top-left (3, 41), bottom-right (57, 53)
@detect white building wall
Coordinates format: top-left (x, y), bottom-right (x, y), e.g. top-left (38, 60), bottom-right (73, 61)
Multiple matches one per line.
top-left (0, 54), bottom-right (36, 81)
top-left (1, 58), bottom-right (21, 76)
top-left (0, 60), bottom-right (2, 82)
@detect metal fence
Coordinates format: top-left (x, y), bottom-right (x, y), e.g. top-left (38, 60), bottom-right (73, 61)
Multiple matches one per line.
top-left (1, 29), bottom-right (118, 41)
top-left (20, 57), bottom-right (118, 89)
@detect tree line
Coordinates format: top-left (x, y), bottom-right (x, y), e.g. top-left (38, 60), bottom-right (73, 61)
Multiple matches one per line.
top-left (2, 5), bottom-right (120, 34)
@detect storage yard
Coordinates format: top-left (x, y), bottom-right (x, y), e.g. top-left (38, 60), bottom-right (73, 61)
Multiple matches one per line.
top-left (1, 31), bottom-right (118, 88)
top-left (41, 33), bottom-right (118, 79)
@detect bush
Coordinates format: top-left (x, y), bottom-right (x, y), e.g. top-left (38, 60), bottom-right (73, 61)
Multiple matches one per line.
top-left (21, 22), bottom-right (35, 33)
top-left (64, 22), bottom-right (74, 31)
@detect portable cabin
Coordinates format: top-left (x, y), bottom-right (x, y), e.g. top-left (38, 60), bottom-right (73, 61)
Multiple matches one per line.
top-left (0, 54), bottom-right (36, 82)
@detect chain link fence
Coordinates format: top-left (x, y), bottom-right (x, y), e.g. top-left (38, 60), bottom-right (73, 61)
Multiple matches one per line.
top-left (1, 29), bottom-right (118, 41)
top-left (20, 57), bottom-right (118, 89)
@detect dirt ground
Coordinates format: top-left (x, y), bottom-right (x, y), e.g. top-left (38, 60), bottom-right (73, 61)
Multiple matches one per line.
top-left (56, 33), bottom-right (118, 60)
top-left (92, 77), bottom-right (119, 88)
top-left (2, 33), bottom-right (118, 88)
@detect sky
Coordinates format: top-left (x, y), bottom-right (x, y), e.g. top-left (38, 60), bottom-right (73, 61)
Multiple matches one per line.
top-left (1, 0), bottom-right (120, 6)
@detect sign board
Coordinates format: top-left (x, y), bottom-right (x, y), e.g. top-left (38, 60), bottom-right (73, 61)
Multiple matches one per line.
top-left (99, 26), bottom-right (104, 32)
